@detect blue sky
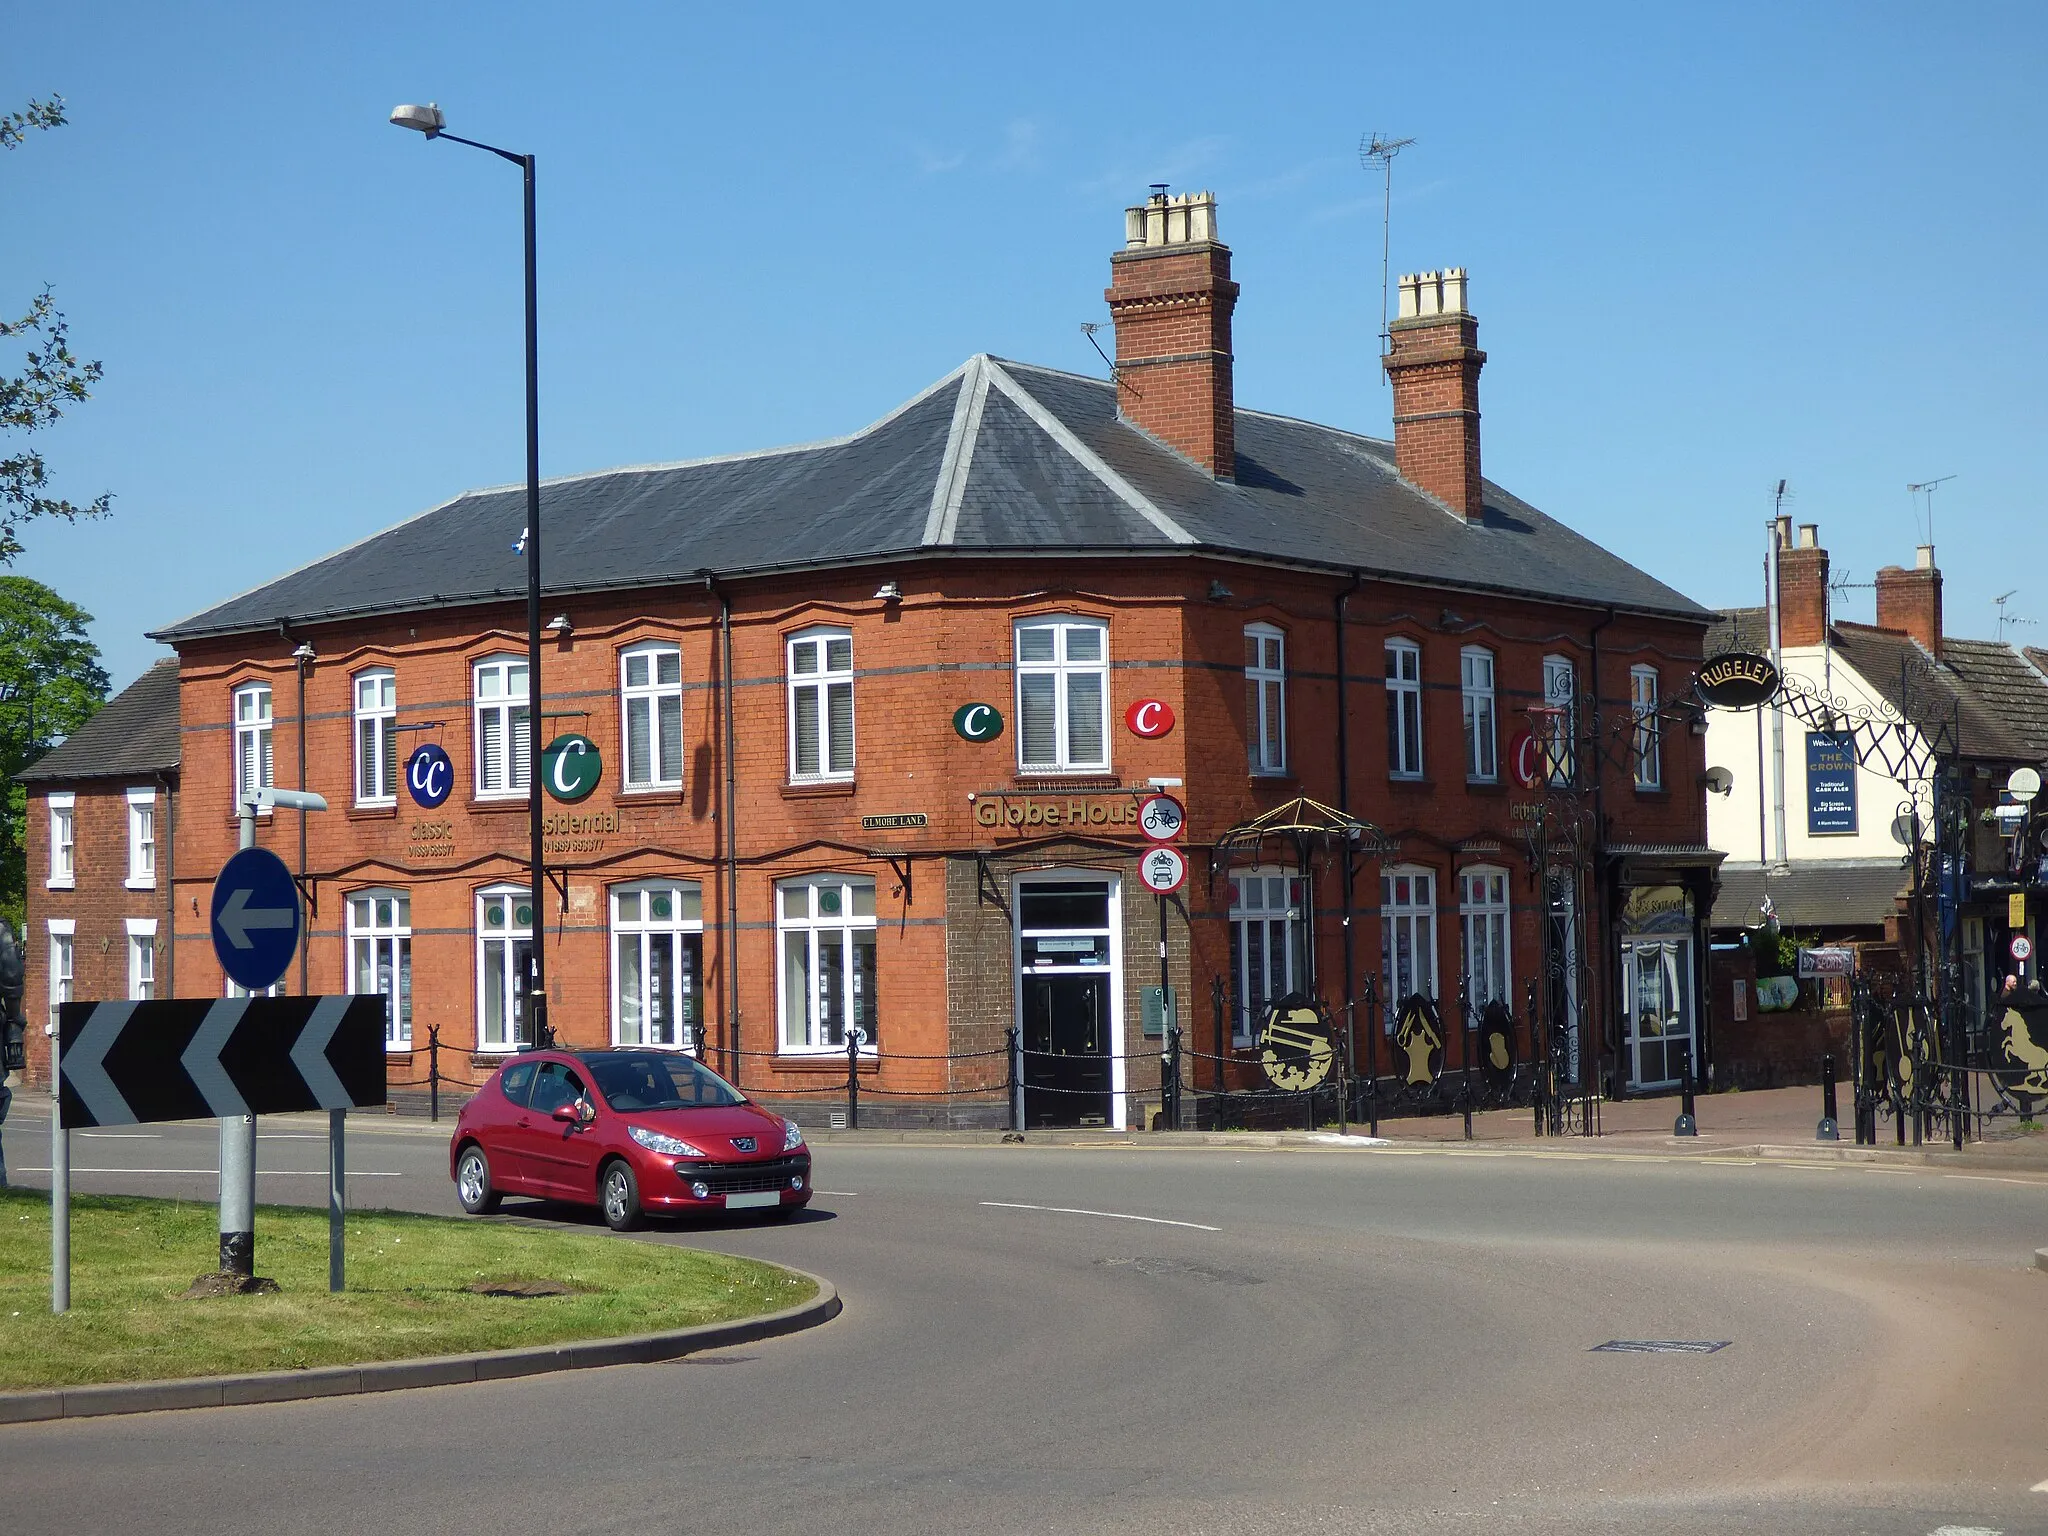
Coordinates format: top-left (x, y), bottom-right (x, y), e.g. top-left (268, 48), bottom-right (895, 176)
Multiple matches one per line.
top-left (7, 2), bottom-right (2045, 690)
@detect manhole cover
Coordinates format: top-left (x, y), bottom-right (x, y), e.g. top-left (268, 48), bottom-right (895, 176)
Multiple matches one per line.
top-left (1590, 1339), bottom-right (1730, 1354)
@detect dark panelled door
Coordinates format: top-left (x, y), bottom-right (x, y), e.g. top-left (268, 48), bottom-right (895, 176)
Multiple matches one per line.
top-left (1023, 974), bottom-right (1112, 1127)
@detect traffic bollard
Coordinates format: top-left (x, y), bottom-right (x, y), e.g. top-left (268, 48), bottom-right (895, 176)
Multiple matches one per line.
top-left (1673, 1050), bottom-right (1698, 1137)
top-left (1817, 1053), bottom-right (1839, 1141)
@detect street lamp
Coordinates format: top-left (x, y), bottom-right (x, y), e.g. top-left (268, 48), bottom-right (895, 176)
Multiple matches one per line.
top-left (390, 102), bottom-right (552, 1050)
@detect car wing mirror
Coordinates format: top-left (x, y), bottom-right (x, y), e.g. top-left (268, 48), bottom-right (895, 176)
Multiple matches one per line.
top-left (551, 1102), bottom-right (580, 1123)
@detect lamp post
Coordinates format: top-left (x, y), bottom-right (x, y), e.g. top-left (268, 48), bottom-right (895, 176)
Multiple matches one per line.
top-left (390, 103), bottom-right (551, 1050)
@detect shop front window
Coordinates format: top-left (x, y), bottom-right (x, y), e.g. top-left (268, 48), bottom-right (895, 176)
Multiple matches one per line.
top-left (477, 886), bottom-right (534, 1051)
top-left (777, 876), bottom-right (877, 1053)
top-left (612, 882), bottom-right (703, 1050)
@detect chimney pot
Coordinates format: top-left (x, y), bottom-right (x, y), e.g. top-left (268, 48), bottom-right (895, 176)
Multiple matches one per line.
top-left (1797, 523), bottom-right (1818, 549)
top-left (1916, 543), bottom-right (1935, 571)
top-left (1105, 190), bottom-right (1238, 478)
top-left (1383, 265), bottom-right (1487, 521)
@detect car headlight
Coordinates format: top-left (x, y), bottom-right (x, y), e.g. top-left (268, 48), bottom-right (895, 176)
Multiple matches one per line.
top-left (630, 1125), bottom-right (707, 1158)
top-left (783, 1117), bottom-right (805, 1151)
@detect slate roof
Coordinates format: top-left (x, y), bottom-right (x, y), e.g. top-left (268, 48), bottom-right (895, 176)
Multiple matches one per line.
top-left (154, 356), bottom-right (1712, 643)
top-left (16, 657), bottom-right (181, 785)
top-left (1711, 860), bottom-right (1906, 932)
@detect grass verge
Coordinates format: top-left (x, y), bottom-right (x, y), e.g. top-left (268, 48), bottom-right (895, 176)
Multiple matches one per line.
top-left (0, 1187), bottom-right (815, 1390)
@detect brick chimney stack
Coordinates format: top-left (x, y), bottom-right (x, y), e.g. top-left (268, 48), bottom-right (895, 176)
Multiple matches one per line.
top-left (1777, 520), bottom-right (1830, 648)
top-left (1382, 269), bottom-right (1487, 521)
top-left (1105, 190), bottom-right (1238, 479)
top-left (1875, 545), bottom-right (1944, 659)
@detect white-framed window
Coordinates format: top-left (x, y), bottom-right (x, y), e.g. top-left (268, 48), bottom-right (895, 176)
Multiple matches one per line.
top-left (125, 786), bottom-right (156, 890)
top-left (611, 881), bottom-right (704, 1049)
top-left (1631, 665), bottom-right (1661, 789)
top-left (1016, 617), bottom-right (1109, 773)
top-left (1228, 868), bottom-right (1306, 1044)
top-left (1386, 639), bottom-right (1424, 778)
top-left (621, 642), bottom-right (684, 790)
top-left (1246, 624), bottom-right (1287, 775)
top-left (776, 875), bottom-right (877, 1054)
top-left (1380, 865), bottom-right (1438, 1015)
top-left (787, 628), bottom-right (854, 782)
top-left (354, 669), bottom-right (398, 805)
top-left (1459, 867), bottom-right (1513, 1011)
top-left (475, 885), bottom-right (534, 1051)
top-left (1542, 655), bottom-right (1576, 787)
top-left (1461, 647), bottom-right (1497, 783)
top-left (349, 889), bottom-right (412, 1051)
top-left (234, 683), bottom-right (274, 806)
top-left (126, 917), bottom-right (157, 1001)
top-left (473, 657), bottom-right (530, 798)
top-left (47, 920), bottom-right (74, 1035)
top-left (47, 792), bottom-right (74, 888)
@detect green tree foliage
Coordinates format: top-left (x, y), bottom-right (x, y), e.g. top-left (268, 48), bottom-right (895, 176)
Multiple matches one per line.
top-left (2, 96), bottom-right (110, 564)
top-left (0, 576), bottom-right (109, 927)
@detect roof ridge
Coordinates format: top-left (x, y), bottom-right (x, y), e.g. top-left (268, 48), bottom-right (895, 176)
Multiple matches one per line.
top-left (924, 356), bottom-right (990, 546)
top-left (982, 360), bottom-right (1195, 547)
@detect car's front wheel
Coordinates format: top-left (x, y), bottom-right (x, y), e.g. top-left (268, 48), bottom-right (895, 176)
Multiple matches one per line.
top-left (455, 1144), bottom-right (501, 1215)
top-left (600, 1159), bottom-right (643, 1231)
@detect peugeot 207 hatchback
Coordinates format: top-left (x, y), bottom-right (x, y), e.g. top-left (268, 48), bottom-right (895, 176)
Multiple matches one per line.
top-left (450, 1049), bottom-right (811, 1230)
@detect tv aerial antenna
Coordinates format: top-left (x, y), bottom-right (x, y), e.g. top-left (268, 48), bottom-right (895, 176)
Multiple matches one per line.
top-left (1906, 474), bottom-right (1954, 549)
top-left (1359, 133), bottom-right (1416, 382)
top-left (1995, 590), bottom-right (2035, 642)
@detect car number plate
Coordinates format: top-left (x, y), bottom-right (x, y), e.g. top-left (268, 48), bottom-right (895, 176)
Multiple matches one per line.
top-left (724, 1191), bottom-right (779, 1210)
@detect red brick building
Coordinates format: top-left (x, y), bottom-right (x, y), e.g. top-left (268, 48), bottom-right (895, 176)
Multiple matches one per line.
top-left (25, 192), bottom-right (1718, 1126)
top-left (17, 658), bottom-right (182, 1055)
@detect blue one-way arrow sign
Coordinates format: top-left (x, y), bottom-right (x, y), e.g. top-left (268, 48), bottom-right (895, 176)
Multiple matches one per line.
top-left (211, 845), bottom-right (302, 992)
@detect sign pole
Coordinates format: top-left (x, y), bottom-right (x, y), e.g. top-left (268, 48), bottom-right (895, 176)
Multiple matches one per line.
top-left (220, 800), bottom-right (259, 1279)
top-left (51, 1026), bottom-right (68, 1313)
top-left (328, 1107), bottom-right (346, 1291)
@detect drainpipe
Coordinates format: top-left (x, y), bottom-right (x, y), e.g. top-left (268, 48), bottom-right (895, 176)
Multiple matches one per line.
top-left (280, 619), bottom-right (313, 997)
top-left (158, 770), bottom-right (176, 999)
top-left (703, 572), bottom-right (741, 1086)
top-left (1587, 607), bottom-right (1615, 1099)
top-left (1334, 571), bottom-right (1366, 1126)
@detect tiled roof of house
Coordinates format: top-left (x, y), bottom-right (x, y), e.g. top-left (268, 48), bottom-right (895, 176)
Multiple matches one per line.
top-left (1711, 860), bottom-right (1906, 932)
top-left (153, 356), bottom-right (1713, 643)
top-left (16, 657), bottom-right (181, 785)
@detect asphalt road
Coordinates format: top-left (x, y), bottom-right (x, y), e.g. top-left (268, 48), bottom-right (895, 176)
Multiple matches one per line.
top-left (2, 1103), bottom-right (2046, 1536)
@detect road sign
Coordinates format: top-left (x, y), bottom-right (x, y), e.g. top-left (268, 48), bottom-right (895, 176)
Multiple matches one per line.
top-left (2010, 892), bottom-right (2028, 929)
top-left (1138, 845), bottom-right (1186, 894)
top-left (406, 742), bottom-right (453, 808)
top-left (211, 846), bottom-right (301, 992)
top-left (2012, 935), bottom-right (2033, 963)
top-left (1138, 793), bottom-right (1186, 842)
top-left (1125, 699), bottom-right (1175, 738)
top-left (952, 702), bottom-right (1003, 741)
top-left (57, 996), bottom-right (386, 1128)
top-left (543, 733), bottom-right (602, 802)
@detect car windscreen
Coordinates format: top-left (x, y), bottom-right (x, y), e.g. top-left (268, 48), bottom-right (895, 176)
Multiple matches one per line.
top-left (583, 1052), bottom-right (746, 1112)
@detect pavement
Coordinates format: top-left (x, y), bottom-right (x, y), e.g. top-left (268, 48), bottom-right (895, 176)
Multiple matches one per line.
top-left (2, 1100), bottom-right (2046, 1535)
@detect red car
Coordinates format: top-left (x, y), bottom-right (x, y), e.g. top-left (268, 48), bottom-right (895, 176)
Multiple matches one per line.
top-left (449, 1048), bottom-right (811, 1230)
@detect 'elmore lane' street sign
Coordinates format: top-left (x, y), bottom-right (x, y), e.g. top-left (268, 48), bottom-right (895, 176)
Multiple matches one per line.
top-left (57, 996), bottom-right (386, 1128)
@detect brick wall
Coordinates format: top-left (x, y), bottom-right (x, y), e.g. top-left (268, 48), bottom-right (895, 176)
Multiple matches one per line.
top-left (19, 777), bottom-right (176, 1087)
top-left (1384, 312), bottom-right (1485, 520)
top-left (1106, 242), bottom-right (1238, 477)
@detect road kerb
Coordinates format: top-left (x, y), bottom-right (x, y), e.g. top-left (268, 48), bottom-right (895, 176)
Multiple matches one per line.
top-left (0, 1270), bottom-right (839, 1425)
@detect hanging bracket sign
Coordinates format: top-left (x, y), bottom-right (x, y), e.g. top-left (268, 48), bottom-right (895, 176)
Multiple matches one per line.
top-left (1697, 652), bottom-right (1782, 708)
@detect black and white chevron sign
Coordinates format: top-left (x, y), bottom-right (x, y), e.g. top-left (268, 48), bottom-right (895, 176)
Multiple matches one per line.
top-left (57, 996), bottom-right (387, 1128)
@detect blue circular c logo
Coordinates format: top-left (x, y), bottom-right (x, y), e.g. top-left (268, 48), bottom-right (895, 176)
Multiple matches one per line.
top-left (406, 743), bottom-right (453, 808)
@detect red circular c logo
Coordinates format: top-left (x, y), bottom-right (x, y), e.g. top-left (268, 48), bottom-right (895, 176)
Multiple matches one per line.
top-left (1508, 729), bottom-right (1541, 789)
top-left (1126, 699), bottom-right (1175, 738)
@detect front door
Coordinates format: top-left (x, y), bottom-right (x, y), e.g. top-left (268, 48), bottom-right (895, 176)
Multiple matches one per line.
top-left (1622, 939), bottom-right (1694, 1090)
top-left (1023, 974), bottom-right (1112, 1127)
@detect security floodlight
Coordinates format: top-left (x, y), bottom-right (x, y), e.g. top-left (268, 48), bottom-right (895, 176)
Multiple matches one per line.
top-left (545, 614), bottom-right (572, 633)
top-left (390, 103), bottom-right (445, 136)
top-left (291, 642), bottom-right (316, 662)
top-left (874, 581), bottom-right (902, 602)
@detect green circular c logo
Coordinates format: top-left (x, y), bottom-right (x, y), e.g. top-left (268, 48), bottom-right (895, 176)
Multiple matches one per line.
top-left (953, 702), bottom-right (1003, 742)
top-left (543, 733), bottom-right (602, 802)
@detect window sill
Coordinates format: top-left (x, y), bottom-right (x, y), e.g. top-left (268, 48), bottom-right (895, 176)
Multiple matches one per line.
top-left (1464, 779), bottom-right (1505, 796)
top-left (617, 784), bottom-right (685, 800)
top-left (1633, 785), bottom-right (1670, 799)
top-left (781, 780), bottom-right (857, 800)
top-left (348, 802), bottom-right (399, 821)
top-left (45, 879), bottom-right (74, 891)
top-left (123, 879), bottom-right (156, 892)
top-left (1013, 771), bottom-right (1117, 787)
top-left (467, 796), bottom-right (530, 815)
top-left (1386, 777), bottom-right (1435, 793)
top-left (1249, 770), bottom-right (1293, 784)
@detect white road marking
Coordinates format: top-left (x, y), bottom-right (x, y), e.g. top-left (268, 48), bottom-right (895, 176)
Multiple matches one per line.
top-left (258, 1134), bottom-right (329, 1141)
top-left (20, 1167), bottom-right (402, 1177)
top-left (981, 1200), bottom-right (1220, 1232)
top-left (1928, 1525), bottom-right (2003, 1534)
top-left (2033, 1477), bottom-right (2048, 1492)
top-left (812, 1189), bottom-right (859, 1196)
top-left (80, 1132), bottom-right (161, 1138)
